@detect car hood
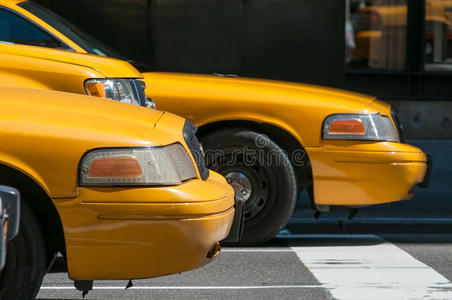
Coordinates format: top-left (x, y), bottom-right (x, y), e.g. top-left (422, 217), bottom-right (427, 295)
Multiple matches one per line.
top-left (142, 72), bottom-right (376, 107)
top-left (0, 87), bottom-right (182, 146)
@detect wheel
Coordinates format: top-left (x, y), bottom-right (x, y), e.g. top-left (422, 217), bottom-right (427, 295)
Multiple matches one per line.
top-left (0, 201), bottom-right (46, 300)
top-left (201, 128), bottom-right (297, 244)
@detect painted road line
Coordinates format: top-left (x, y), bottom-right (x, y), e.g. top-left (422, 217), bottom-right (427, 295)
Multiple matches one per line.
top-left (289, 218), bottom-right (452, 222)
top-left (288, 234), bottom-right (452, 299)
top-left (221, 249), bottom-right (293, 252)
top-left (40, 285), bottom-right (323, 290)
top-left (277, 234), bottom-right (379, 239)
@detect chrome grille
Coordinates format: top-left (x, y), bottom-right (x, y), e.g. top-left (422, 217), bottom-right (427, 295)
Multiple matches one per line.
top-left (391, 107), bottom-right (404, 142)
top-left (183, 121), bottom-right (209, 180)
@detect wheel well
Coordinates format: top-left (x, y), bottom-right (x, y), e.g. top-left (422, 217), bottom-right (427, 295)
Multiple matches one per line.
top-left (197, 120), bottom-right (314, 202)
top-left (0, 164), bottom-right (65, 267)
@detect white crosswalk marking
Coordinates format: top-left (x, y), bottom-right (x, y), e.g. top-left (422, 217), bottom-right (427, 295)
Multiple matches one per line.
top-left (288, 234), bottom-right (452, 299)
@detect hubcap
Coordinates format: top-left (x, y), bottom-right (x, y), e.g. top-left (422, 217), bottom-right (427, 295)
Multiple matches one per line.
top-left (209, 158), bottom-right (271, 221)
top-left (224, 172), bottom-right (252, 202)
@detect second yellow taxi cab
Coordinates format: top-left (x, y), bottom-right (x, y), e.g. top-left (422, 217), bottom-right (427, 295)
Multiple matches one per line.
top-left (0, 87), bottom-right (241, 300)
top-left (0, 0), bottom-right (431, 245)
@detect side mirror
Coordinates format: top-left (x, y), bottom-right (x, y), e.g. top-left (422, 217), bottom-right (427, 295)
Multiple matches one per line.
top-left (0, 186), bottom-right (20, 270)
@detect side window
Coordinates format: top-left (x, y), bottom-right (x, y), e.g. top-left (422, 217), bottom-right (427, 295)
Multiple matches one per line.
top-left (0, 8), bottom-right (68, 49)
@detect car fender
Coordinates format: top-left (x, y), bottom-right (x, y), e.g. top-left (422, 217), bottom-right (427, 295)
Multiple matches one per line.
top-left (0, 153), bottom-right (50, 197)
top-left (194, 112), bottom-right (305, 148)
top-left (143, 72), bottom-right (376, 147)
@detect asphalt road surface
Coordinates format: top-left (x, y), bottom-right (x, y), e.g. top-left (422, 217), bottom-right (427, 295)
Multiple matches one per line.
top-left (37, 234), bottom-right (452, 300)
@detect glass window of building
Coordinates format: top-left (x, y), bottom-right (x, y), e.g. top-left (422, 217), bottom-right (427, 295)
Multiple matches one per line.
top-left (425, 0), bottom-right (452, 71)
top-left (345, 0), bottom-right (408, 71)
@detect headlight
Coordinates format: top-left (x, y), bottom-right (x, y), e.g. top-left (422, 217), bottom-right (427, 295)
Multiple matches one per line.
top-left (322, 113), bottom-right (399, 142)
top-left (85, 79), bottom-right (143, 106)
top-left (79, 144), bottom-right (197, 186)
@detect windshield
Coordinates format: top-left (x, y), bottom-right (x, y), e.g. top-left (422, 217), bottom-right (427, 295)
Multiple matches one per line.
top-left (18, 1), bottom-right (126, 60)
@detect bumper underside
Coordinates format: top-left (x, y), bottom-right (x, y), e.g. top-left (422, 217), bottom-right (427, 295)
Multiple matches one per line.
top-left (223, 193), bottom-right (245, 243)
top-left (307, 142), bottom-right (429, 206)
top-left (53, 171), bottom-right (235, 281)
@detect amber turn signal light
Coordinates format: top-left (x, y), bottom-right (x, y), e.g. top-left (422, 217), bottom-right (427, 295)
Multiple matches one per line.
top-left (85, 81), bottom-right (107, 98)
top-left (88, 156), bottom-right (143, 178)
top-left (328, 119), bottom-right (366, 135)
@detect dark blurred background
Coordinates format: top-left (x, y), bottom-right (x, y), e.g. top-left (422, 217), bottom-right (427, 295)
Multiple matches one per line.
top-left (36, 0), bottom-right (452, 228)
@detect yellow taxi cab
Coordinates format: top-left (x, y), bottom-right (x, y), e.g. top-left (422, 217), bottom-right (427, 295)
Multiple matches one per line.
top-left (0, 0), bottom-right (431, 245)
top-left (0, 87), bottom-right (241, 300)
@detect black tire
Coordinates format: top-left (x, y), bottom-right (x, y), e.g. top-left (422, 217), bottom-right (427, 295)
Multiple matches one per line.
top-left (0, 201), bottom-right (46, 300)
top-left (201, 128), bottom-right (297, 245)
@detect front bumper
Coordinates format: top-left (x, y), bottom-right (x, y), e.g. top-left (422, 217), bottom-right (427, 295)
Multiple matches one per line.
top-left (306, 142), bottom-right (429, 206)
top-left (54, 171), bottom-right (235, 281)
